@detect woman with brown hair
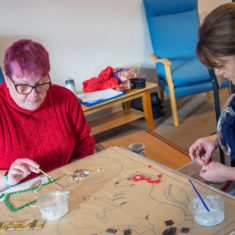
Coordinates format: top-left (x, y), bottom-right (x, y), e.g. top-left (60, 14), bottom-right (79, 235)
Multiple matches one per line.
top-left (189, 3), bottom-right (235, 184)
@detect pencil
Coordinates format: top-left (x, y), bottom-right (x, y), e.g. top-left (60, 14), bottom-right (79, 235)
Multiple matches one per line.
top-left (38, 168), bottom-right (53, 181)
top-left (188, 178), bottom-right (210, 212)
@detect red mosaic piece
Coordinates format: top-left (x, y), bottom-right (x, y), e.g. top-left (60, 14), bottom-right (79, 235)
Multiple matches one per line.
top-left (132, 175), bottom-right (145, 181)
top-left (131, 174), bottom-right (162, 184)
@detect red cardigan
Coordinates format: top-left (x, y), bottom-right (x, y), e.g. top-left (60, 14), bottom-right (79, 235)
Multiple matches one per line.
top-left (0, 83), bottom-right (95, 179)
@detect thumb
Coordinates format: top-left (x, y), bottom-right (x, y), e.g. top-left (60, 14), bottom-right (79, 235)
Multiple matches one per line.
top-left (204, 149), bottom-right (213, 163)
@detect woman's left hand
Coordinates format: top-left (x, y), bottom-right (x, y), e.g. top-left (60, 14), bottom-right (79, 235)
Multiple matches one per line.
top-left (199, 162), bottom-right (229, 183)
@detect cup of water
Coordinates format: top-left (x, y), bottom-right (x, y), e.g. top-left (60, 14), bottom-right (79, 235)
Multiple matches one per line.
top-left (189, 195), bottom-right (225, 226)
top-left (36, 191), bottom-right (69, 220)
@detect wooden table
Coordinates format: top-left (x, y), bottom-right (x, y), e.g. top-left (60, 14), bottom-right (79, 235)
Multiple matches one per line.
top-left (0, 147), bottom-right (234, 234)
top-left (81, 82), bottom-right (158, 135)
top-left (97, 130), bottom-right (191, 170)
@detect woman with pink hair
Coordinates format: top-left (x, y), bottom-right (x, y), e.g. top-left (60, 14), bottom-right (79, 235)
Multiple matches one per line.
top-left (0, 39), bottom-right (94, 191)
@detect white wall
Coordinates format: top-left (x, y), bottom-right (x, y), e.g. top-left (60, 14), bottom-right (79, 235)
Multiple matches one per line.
top-left (198, 0), bottom-right (230, 21)
top-left (0, 0), bottom-right (230, 90)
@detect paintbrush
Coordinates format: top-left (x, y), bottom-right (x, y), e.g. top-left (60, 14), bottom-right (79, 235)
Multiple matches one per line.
top-left (188, 178), bottom-right (210, 212)
top-left (38, 168), bottom-right (53, 181)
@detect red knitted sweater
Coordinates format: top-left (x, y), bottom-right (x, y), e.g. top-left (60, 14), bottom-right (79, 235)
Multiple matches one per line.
top-left (0, 83), bottom-right (95, 180)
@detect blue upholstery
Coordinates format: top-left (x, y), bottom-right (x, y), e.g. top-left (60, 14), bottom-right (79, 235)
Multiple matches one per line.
top-left (149, 10), bottom-right (199, 59)
top-left (0, 67), bottom-right (4, 84)
top-left (143, 0), bottom-right (229, 126)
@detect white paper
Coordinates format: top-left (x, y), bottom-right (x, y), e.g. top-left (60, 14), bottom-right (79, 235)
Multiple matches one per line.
top-left (77, 89), bottom-right (123, 103)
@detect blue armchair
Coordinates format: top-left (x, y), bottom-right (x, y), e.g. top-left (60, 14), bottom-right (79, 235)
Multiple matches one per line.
top-left (143, 0), bottom-right (229, 126)
top-left (0, 67), bottom-right (4, 84)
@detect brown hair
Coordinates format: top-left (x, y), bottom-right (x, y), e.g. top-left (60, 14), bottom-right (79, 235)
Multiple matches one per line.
top-left (197, 3), bottom-right (235, 68)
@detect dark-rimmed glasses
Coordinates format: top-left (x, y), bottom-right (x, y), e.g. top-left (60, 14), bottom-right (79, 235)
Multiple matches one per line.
top-left (8, 76), bottom-right (51, 95)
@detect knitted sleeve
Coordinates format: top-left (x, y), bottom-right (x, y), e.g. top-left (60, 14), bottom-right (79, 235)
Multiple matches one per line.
top-left (67, 92), bottom-right (95, 160)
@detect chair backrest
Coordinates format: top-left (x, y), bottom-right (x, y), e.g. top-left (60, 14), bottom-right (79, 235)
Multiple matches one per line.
top-left (0, 67), bottom-right (4, 84)
top-left (143, 0), bottom-right (200, 59)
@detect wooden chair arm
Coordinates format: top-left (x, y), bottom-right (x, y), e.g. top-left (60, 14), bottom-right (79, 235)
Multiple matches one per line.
top-left (149, 53), bottom-right (172, 66)
top-left (149, 53), bottom-right (179, 126)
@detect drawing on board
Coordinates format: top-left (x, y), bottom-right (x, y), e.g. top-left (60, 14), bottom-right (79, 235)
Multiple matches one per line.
top-left (56, 147), bottom-right (235, 235)
top-left (0, 147), bottom-right (234, 235)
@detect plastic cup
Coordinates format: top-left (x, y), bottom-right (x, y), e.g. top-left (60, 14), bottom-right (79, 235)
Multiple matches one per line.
top-left (189, 195), bottom-right (225, 226)
top-left (128, 143), bottom-right (145, 156)
top-left (36, 191), bottom-right (69, 220)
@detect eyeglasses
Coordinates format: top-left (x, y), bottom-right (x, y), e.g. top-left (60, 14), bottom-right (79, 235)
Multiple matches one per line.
top-left (9, 76), bottom-right (51, 95)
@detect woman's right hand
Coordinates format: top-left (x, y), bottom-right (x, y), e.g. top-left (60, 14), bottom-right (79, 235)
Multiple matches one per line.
top-left (189, 134), bottom-right (219, 165)
top-left (6, 158), bottom-right (40, 186)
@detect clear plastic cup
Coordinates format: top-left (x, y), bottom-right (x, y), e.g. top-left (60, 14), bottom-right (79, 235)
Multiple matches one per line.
top-left (189, 195), bottom-right (225, 226)
top-left (36, 191), bottom-right (69, 220)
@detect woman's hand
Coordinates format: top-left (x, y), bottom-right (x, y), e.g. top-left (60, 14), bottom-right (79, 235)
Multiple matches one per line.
top-left (199, 162), bottom-right (229, 183)
top-left (189, 134), bottom-right (218, 165)
top-left (7, 158), bottom-right (39, 186)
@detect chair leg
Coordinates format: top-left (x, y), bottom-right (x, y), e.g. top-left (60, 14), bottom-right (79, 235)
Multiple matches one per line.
top-left (208, 68), bottom-right (225, 164)
top-left (168, 88), bottom-right (179, 127)
top-left (163, 65), bottom-right (179, 126)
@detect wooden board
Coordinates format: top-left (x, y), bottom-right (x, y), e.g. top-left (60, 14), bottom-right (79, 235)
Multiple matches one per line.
top-left (98, 130), bottom-right (191, 170)
top-left (0, 146), bottom-right (234, 235)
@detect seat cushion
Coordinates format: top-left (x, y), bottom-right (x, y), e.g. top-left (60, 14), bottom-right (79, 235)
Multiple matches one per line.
top-left (157, 57), bottom-right (212, 87)
top-left (159, 78), bottom-right (229, 98)
top-left (149, 9), bottom-right (199, 58)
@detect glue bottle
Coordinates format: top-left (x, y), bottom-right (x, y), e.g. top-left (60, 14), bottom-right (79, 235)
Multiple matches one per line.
top-left (65, 76), bottom-right (77, 95)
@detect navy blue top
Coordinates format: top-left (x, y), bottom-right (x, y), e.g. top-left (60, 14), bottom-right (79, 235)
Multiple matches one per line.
top-left (221, 96), bottom-right (235, 164)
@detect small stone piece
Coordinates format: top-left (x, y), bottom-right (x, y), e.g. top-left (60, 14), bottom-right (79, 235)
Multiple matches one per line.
top-left (180, 227), bottom-right (190, 233)
top-left (79, 174), bottom-right (86, 178)
top-left (162, 227), bottom-right (176, 235)
top-left (33, 220), bottom-right (46, 230)
top-left (79, 169), bottom-right (90, 176)
top-left (73, 169), bottom-right (90, 177)
top-left (165, 220), bottom-right (174, 226)
top-left (124, 229), bottom-right (131, 235)
top-left (97, 168), bottom-right (101, 172)
top-left (106, 228), bottom-right (117, 233)
top-left (70, 174), bottom-right (78, 180)
top-left (169, 227), bottom-right (176, 234)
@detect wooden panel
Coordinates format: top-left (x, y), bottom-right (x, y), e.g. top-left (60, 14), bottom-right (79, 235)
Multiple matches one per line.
top-left (88, 109), bottom-right (145, 136)
top-left (99, 130), bottom-right (191, 170)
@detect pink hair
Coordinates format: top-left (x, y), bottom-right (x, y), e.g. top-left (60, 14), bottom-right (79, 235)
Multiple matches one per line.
top-left (4, 39), bottom-right (50, 79)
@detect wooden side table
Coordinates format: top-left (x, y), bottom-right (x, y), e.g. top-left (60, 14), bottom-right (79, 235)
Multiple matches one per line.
top-left (81, 82), bottom-right (158, 136)
top-left (96, 130), bottom-right (191, 170)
